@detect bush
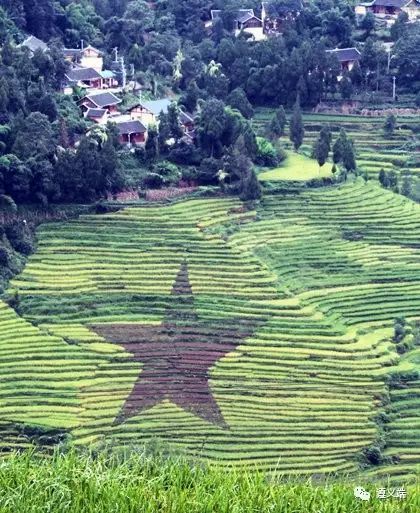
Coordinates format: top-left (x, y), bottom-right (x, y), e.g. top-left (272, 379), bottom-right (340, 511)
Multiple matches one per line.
top-left (198, 158), bottom-right (221, 185)
top-left (256, 137), bottom-right (279, 167)
top-left (393, 317), bottom-right (406, 343)
top-left (151, 161), bottom-right (182, 186)
top-left (364, 446), bottom-right (382, 465)
top-left (5, 225), bottom-right (34, 256)
top-left (141, 173), bottom-right (164, 189)
top-left (0, 246), bottom-right (10, 266)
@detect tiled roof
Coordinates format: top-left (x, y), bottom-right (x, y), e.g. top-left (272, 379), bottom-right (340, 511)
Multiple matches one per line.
top-left (20, 36), bottom-right (48, 53)
top-left (131, 99), bottom-right (172, 116)
top-left (364, 0), bottom-right (411, 7)
top-left (83, 92), bottom-right (121, 108)
top-left (86, 108), bottom-right (107, 118)
top-left (211, 9), bottom-right (255, 21)
top-left (116, 120), bottom-right (147, 135)
top-left (326, 47), bottom-right (362, 62)
top-left (64, 48), bottom-right (81, 58)
top-left (66, 67), bottom-right (102, 82)
top-left (179, 111), bottom-right (194, 125)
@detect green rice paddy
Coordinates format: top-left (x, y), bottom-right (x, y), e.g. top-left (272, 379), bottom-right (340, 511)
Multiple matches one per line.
top-left (2, 180), bottom-right (420, 481)
top-left (259, 152), bottom-right (333, 181)
top-left (253, 110), bottom-right (419, 180)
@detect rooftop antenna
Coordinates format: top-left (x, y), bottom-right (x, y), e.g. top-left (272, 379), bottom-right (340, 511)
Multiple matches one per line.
top-left (114, 47), bottom-right (118, 62)
top-left (81, 39), bottom-right (84, 50)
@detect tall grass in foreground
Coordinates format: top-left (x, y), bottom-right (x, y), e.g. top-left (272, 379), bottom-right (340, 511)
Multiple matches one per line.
top-left (0, 449), bottom-right (418, 513)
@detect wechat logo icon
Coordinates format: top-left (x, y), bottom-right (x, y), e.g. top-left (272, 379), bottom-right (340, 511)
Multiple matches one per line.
top-left (354, 487), bottom-right (371, 501)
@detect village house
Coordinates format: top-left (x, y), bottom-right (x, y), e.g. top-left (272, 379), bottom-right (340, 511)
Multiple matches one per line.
top-left (355, 0), bottom-right (420, 23)
top-left (179, 111), bottom-right (195, 137)
top-left (128, 99), bottom-right (172, 126)
top-left (326, 48), bottom-right (362, 73)
top-left (116, 120), bottom-right (148, 146)
top-left (85, 108), bottom-right (109, 125)
top-left (100, 70), bottom-right (119, 88)
top-left (261, 0), bottom-right (303, 35)
top-left (79, 46), bottom-right (104, 72)
top-left (208, 9), bottom-right (265, 40)
top-left (65, 67), bottom-right (103, 90)
top-left (19, 35), bottom-right (48, 54)
top-left (78, 92), bottom-right (121, 115)
top-left (63, 46), bottom-right (105, 71)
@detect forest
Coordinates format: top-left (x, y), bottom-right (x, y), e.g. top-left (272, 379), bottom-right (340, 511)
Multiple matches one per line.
top-left (0, 0), bottom-right (418, 209)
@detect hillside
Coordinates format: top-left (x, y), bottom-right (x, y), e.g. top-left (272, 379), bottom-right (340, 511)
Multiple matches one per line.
top-left (2, 179), bottom-right (419, 480)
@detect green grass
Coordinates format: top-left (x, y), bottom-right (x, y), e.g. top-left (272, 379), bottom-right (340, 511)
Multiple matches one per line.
top-left (0, 450), bottom-right (418, 513)
top-left (258, 152), bottom-right (333, 181)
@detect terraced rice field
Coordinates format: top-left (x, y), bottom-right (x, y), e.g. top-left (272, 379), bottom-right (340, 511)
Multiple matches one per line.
top-left (254, 110), bottom-right (420, 180)
top-left (3, 181), bottom-right (420, 479)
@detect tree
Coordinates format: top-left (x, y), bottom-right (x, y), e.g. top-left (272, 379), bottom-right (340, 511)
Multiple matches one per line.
top-left (12, 112), bottom-right (55, 161)
top-left (312, 124), bottom-right (331, 169)
top-left (197, 99), bottom-right (227, 158)
top-left (269, 106), bottom-right (287, 140)
top-left (360, 12), bottom-right (375, 35)
top-left (222, 137), bottom-right (261, 200)
top-left (333, 128), bottom-right (356, 172)
top-left (226, 88), bottom-right (253, 119)
top-left (333, 128), bottom-right (348, 164)
top-left (289, 97), bottom-right (304, 151)
top-left (339, 71), bottom-right (353, 100)
top-left (181, 80), bottom-right (200, 113)
top-left (342, 137), bottom-right (356, 172)
top-left (145, 125), bottom-right (159, 163)
top-left (384, 114), bottom-right (396, 136)
top-left (379, 169), bottom-right (389, 188)
top-left (401, 174), bottom-right (412, 198)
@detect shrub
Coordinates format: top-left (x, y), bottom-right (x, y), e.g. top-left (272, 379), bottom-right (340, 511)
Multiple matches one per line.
top-left (393, 317), bottom-right (406, 343)
top-left (5, 225), bottom-right (34, 256)
top-left (141, 173), bottom-right (164, 189)
top-left (256, 137), bottom-right (279, 167)
top-left (198, 158), bottom-right (221, 185)
top-left (151, 161), bottom-right (182, 186)
top-left (363, 446), bottom-right (382, 465)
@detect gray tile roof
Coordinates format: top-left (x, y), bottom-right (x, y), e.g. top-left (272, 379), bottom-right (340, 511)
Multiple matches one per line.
top-left (179, 111), bottom-right (194, 125)
top-left (66, 67), bottom-right (102, 82)
top-left (326, 47), bottom-right (362, 62)
top-left (116, 120), bottom-right (147, 135)
top-left (211, 9), bottom-right (255, 22)
top-left (64, 48), bottom-right (81, 59)
top-left (86, 108), bottom-right (107, 118)
top-left (20, 36), bottom-right (48, 53)
top-left (84, 92), bottom-right (121, 108)
top-left (363, 0), bottom-right (411, 6)
top-left (133, 99), bottom-right (172, 116)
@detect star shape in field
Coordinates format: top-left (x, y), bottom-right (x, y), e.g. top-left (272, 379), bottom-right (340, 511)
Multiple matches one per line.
top-left (90, 262), bottom-right (263, 428)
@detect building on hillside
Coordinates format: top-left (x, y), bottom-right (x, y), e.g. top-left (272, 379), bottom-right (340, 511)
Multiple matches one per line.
top-left (208, 9), bottom-right (265, 40)
top-left (78, 92), bottom-right (121, 115)
top-left (63, 48), bottom-right (81, 63)
top-left (179, 111), bottom-right (195, 137)
top-left (19, 35), bottom-right (48, 54)
top-left (65, 67), bottom-right (104, 89)
top-left (261, 0), bottom-right (303, 35)
top-left (326, 48), bottom-right (362, 72)
top-left (63, 45), bottom-right (103, 71)
top-left (85, 108), bottom-right (109, 125)
top-left (100, 70), bottom-right (119, 88)
top-left (116, 120), bottom-right (148, 146)
top-left (128, 98), bottom-right (172, 126)
top-left (79, 45), bottom-right (103, 72)
top-left (355, 0), bottom-right (420, 23)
